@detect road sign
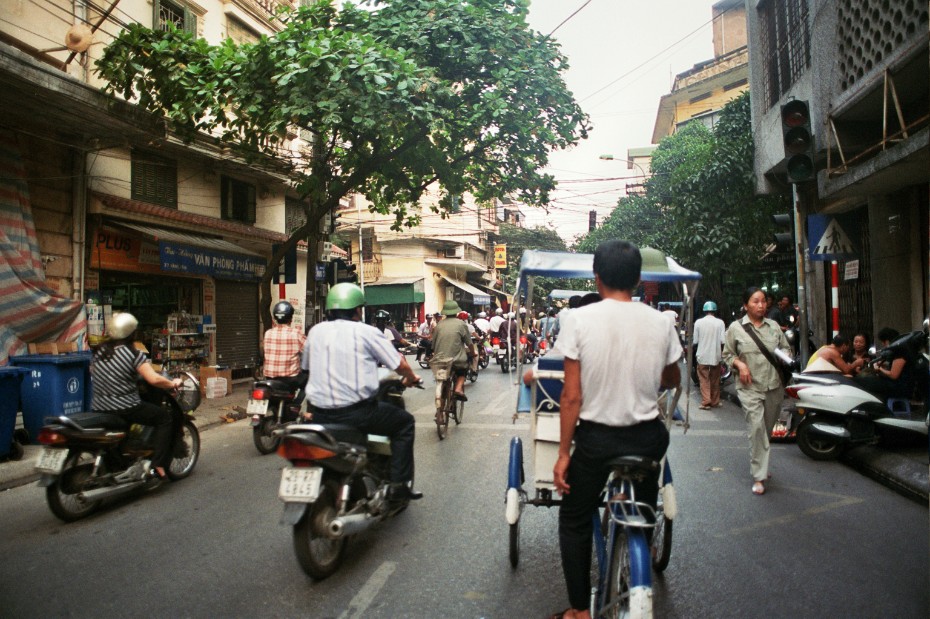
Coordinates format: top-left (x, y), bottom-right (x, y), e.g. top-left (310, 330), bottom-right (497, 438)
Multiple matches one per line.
top-left (808, 214), bottom-right (857, 261)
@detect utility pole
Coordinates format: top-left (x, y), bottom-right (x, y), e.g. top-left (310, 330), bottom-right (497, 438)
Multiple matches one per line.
top-left (793, 184), bottom-right (810, 365)
top-left (357, 197), bottom-right (365, 323)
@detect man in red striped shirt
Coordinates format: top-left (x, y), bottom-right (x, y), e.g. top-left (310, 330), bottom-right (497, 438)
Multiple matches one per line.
top-left (263, 301), bottom-right (307, 417)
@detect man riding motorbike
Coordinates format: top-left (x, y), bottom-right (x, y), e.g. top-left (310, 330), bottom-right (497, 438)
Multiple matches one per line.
top-left (374, 309), bottom-right (411, 351)
top-left (263, 301), bottom-right (308, 417)
top-left (302, 283), bottom-right (423, 501)
top-left (90, 312), bottom-right (181, 480)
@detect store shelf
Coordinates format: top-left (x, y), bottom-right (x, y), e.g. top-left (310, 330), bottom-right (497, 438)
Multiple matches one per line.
top-left (151, 332), bottom-right (208, 373)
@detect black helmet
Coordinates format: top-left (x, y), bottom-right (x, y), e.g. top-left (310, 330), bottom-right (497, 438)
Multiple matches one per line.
top-left (272, 301), bottom-right (294, 324)
top-left (374, 309), bottom-right (391, 322)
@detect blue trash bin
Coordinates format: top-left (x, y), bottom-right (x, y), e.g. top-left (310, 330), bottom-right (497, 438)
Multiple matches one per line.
top-left (10, 352), bottom-right (92, 444)
top-left (0, 366), bottom-right (28, 458)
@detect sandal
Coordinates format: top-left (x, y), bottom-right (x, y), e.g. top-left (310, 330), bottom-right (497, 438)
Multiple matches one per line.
top-left (752, 481), bottom-right (765, 495)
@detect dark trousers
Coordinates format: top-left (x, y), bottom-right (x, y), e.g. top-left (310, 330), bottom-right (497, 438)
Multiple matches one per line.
top-left (120, 402), bottom-right (174, 469)
top-left (558, 418), bottom-right (669, 611)
top-left (311, 400), bottom-right (416, 484)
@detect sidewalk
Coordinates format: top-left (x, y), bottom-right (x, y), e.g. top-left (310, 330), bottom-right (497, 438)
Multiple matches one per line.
top-left (0, 383), bottom-right (252, 492)
top-left (721, 379), bottom-right (929, 504)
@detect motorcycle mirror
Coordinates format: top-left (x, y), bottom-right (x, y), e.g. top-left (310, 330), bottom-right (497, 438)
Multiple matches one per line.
top-left (868, 346), bottom-right (878, 356)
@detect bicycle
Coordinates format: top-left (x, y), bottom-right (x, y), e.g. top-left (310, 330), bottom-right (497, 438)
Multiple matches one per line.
top-left (430, 358), bottom-right (463, 440)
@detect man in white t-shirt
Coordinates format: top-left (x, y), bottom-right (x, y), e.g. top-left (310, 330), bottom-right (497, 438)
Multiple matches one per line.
top-left (473, 311), bottom-right (491, 336)
top-left (488, 308), bottom-right (505, 337)
top-left (693, 300), bottom-right (726, 409)
top-left (551, 240), bottom-right (680, 619)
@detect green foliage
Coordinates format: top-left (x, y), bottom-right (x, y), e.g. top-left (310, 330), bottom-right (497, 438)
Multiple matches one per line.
top-left (495, 223), bottom-right (578, 303)
top-left (95, 0), bottom-right (588, 326)
top-left (572, 92), bottom-right (789, 312)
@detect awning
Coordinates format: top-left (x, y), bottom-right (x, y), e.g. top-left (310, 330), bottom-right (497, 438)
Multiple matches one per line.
top-left (364, 277), bottom-right (425, 306)
top-left (480, 283), bottom-right (513, 303)
top-left (112, 222), bottom-right (263, 257)
top-left (441, 276), bottom-right (491, 305)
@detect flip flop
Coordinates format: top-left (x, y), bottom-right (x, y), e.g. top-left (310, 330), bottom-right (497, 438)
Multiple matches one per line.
top-left (752, 481), bottom-right (765, 495)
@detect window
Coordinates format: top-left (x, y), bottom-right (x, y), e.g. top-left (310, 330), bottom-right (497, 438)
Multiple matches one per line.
top-left (227, 16), bottom-right (259, 46)
top-left (284, 196), bottom-right (308, 236)
top-left (221, 176), bottom-right (256, 224)
top-left (759, 0), bottom-right (811, 107)
top-left (155, 0), bottom-right (197, 35)
top-left (131, 152), bottom-right (177, 208)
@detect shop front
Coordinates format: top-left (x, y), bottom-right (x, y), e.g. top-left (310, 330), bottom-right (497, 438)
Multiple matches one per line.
top-left (364, 277), bottom-right (425, 333)
top-left (441, 275), bottom-right (491, 316)
top-left (88, 223), bottom-right (266, 376)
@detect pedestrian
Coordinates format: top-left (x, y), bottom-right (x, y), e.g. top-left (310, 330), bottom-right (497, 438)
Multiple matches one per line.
top-left (549, 240), bottom-right (680, 619)
top-left (693, 300), bottom-right (725, 409)
top-left (723, 286), bottom-right (790, 496)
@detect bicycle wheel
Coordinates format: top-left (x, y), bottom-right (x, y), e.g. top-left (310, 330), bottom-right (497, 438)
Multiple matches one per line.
top-left (604, 527), bottom-right (652, 618)
top-left (651, 502), bottom-right (673, 572)
top-left (603, 528), bottom-right (631, 618)
top-left (435, 382), bottom-right (449, 440)
top-left (453, 398), bottom-right (464, 425)
top-left (509, 521), bottom-right (519, 568)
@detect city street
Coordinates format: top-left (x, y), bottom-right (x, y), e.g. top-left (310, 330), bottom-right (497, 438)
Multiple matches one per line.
top-left (0, 366), bottom-right (926, 618)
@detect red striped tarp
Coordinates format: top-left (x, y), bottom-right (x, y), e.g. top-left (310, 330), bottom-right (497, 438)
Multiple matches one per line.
top-left (0, 131), bottom-right (86, 365)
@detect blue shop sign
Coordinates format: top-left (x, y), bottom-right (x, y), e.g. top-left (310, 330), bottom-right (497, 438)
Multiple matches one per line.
top-left (160, 242), bottom-right (266, 281)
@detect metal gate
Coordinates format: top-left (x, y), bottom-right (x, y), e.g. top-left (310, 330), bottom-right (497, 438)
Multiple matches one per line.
top-left (836, 207), bottom-right (872, 339)
top-left (214, 280), bottom-right (260, 374)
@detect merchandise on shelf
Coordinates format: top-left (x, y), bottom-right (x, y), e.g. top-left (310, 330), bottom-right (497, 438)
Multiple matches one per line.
top-left (150, 331), bottom-right (208, 373)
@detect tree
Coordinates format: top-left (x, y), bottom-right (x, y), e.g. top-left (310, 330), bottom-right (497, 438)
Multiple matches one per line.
top-left (96, 0), bottom-right (588, 328)
top-left (495, 223), bottom-right (569, 303)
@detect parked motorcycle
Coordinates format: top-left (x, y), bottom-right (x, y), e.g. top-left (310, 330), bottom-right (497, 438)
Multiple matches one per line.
top-left (34, 372), bottom-right (201, 522)
top-left (789, 328), bottom-right (929, 461)
top-left (248, 376), bottom-right (304, 454)
top-left (276, 371), bottom-right (420, 579)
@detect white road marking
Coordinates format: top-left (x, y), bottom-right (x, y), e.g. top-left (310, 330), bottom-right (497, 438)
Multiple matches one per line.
top-left (415, 422), bottom-right (529, 431)
top-left (338, 561), bottom-right (397, 619)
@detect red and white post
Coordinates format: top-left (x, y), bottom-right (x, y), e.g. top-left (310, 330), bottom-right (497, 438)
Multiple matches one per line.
top-left (831, 260), bottom-right (839, 338)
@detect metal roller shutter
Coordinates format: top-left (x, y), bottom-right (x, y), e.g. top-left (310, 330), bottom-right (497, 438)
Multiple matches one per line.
top-left (214, 280), bottom-right (260, 373)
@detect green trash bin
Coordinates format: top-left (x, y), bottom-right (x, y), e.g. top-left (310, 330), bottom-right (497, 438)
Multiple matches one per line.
top-left (10, 352), bottom-right (92, 444)
top-left (0, 366), bottom-right (28, 458)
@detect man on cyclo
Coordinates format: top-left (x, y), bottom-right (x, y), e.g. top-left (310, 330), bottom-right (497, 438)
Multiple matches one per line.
top-left (263, 301), bottom-right (308, 420)
top-left (430, 301), bottom-right (476, 400)
top-left (551, 240), bottom-right (681, 619)
top-left (302, 283), bottom-right (424, 502)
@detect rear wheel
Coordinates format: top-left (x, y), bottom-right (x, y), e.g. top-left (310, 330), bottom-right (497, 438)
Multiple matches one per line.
top-left (168, 420), bottom-right (200, 480)
top-left (293, 480), bottom-right (347, 580)
top-left (796, 418), bottom-right (844, 461)
top-left (436, 383), bottom-right (450, 440)
top-left (651, 504), bottom-right (673, 572)
top-left (253, 417), bottom-right (281, 455)
top-left (478, 355), bottom-right (489, 370)
top-left (604, 529), bottom-right (632, 618)
top-left (453, 398), bottom-right (464, 425)
top-left (466, 367), bottom-right (478, 383)
top-left (46, 450), bottom-right (102, 522)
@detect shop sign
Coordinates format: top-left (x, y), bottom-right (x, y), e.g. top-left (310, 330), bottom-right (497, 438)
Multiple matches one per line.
top-left (90, 228), bottom-right (162, 274)
top-left (494, 244), bottom-right (507, 269)
top-left (160, 242), bottom-right (266, 281)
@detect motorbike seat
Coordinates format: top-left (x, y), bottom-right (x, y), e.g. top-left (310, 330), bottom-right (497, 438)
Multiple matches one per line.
top-left (253, 379), bottom-right (298, 399)
top-left (64, 412), bottom-right (130, 431)
top-left (319, 423), bottom-right (367, 445)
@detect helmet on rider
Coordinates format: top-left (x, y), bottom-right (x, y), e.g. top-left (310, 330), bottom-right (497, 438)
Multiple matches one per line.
top-left (374, 309), bottom-right (392, 323)
top-left (538, 311), bottom-right (545, 318)
top-left (477, 311), bottom-right (487, 319)
top-left (108, 312), bottom-right (138, 340)
top-left (457, 311), bottom-right (469, 320)
top-left (494, 308), bottom-right (503, 315)
top-left (702, 300), bottom-right (718, 313)
top-left (519, 307), bottom-right (526, 314)
top-left (326, 283), bottom-right (366, 311)
top-left (507, 312), bottom-right (515, 319)
top-left (272, 301), bottom-right (295, 324)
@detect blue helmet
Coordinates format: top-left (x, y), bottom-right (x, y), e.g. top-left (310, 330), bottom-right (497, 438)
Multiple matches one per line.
top-left (702, 301), bottom-right (718, 312)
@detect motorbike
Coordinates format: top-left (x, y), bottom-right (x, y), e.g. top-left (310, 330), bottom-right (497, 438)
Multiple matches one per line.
top-left (34, 372), bottom-right (202, 522)
top-left (494, 337), bottom-right (517, 372)
top-left (276, 371), bottom-right (421, 580)
top-left (519, 334), bottom-right (537, 364)
top-left (788, 328), bottom-right (929, 461)
top-left (248, 376), bottom-right (304, 454)
top-left (416, 338), bottom-right (433, 369)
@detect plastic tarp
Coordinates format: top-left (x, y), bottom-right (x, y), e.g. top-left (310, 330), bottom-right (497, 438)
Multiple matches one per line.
top-left (0, 131), bottom-right (86, 365)
top-left (517, 249), bottom-right (702, 292)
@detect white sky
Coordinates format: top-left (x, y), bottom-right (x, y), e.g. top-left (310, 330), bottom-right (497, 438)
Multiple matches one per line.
top-left (523, 1), bottom-right (724, 244)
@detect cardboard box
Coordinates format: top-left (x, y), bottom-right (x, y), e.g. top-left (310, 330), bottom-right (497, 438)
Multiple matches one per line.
top-left (27, 342), bottom-right (79, 354)
top-left (200, 366), bottom-right (232, 396)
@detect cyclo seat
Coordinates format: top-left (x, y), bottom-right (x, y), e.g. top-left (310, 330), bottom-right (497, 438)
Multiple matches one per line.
top-left (63, 411), bottom-right (130, 431)
top-left (606, 455), bottom-right (660, 479)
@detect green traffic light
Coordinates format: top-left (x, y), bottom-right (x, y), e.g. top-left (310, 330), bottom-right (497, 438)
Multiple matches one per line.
top-left (787, 154), bottom-right (814, 182)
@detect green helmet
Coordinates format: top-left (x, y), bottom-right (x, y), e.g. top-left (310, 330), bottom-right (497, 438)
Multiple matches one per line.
top-left (702, 300), bottom-right (718, 312)
top-left (326, 283), bottom-right (365, 311)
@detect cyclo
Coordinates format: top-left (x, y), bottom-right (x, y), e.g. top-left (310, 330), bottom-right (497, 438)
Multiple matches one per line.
top-left (504, 249), bottom-right (701, 618)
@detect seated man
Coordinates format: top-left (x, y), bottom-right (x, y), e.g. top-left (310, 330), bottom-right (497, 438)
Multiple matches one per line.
top-left (805, 334), bottom-right (864, 376)
top-left (263, 301), bottom-right (308, 418)
top-left (431, 301), bottom-right (476, 400)
top-left (855, 327), bottom-right (916, 400)
top-left (303, 283), bottom-right (423, 501)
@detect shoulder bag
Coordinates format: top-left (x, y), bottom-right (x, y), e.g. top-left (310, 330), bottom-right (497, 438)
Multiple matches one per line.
top-left (741, 322), bottom-right (791, 386)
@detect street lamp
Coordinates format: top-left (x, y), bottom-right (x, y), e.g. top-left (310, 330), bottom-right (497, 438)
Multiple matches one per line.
top-left (598, 154), bottom-right (649, 195)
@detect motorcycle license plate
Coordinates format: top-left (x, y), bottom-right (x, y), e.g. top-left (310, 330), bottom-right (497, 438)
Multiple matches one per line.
top-left (279, 466), bottom-right (323, 503)
top-left (35, 448), bottom-right (68, 474)
top-left (247, 399), bottom-right (270, 416)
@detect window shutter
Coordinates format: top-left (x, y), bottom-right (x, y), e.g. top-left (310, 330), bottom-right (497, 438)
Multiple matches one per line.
top-left (184, 7), bottom-right (196, 36)
top-left (246, 185), bottom-right (256, 224)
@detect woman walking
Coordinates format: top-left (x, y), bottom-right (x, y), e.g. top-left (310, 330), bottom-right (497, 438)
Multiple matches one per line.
top-left (723, 287), bottom-right (790, 495)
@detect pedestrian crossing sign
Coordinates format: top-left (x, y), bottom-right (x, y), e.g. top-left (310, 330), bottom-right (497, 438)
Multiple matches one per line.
top-left (807, 214), bottom-right (858, 261)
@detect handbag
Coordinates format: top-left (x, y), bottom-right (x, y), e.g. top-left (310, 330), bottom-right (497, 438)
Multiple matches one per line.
top-left (741, 323), bottom-right (792, 386)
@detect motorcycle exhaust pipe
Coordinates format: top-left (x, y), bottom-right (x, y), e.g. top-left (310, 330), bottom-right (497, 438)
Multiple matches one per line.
top-left (328, 513), bottom-right (376, 538)
top-left (79, 480), bottom-right (147, 502)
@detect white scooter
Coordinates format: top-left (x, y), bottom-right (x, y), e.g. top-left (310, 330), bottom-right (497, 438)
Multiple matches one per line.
top-left (788, 329), bottom-right (929, 461)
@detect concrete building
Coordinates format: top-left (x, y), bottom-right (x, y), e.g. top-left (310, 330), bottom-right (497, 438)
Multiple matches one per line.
top-left (0, 0), bottom-right (310, 376)
top-left (745, 0), bottom-right (929, 340)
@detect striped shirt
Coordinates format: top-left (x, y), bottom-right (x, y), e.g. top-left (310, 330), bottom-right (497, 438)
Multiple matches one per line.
top-left (302, 319), bottom-right (402, 409)
top-left (90, 345), bottom-right (145, 411)
top-left (263, 324), bottom-right (307, 378)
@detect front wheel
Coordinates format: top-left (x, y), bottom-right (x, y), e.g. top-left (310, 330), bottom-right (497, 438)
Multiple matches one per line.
top-left (253, 417), bottom-right (281, 455)
top-left (293, 480), bottom-right (347, 580)
top-left (436, 384), bottom-right (450, 440)
top-left (478, 355), bottom-right (489, 370)
top-left (651, 508), bottom-right (673, 572)
top-left (509, 522), bottom-right (520, 568)
top-left (466, 367), bottom-right (478, 383)
top-left (796, 418), bottom-right (844, 461)
top-left (46, 450), bottom-right (102, 522)
top-left (168, 419), bottom-right (200, 480)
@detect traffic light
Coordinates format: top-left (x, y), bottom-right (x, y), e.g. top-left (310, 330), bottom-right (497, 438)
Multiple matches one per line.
top-left (338, 262), bottom-right (358, 283)
top-left (780, 100), bottom-right (815, 183)
top-left (772, 213), bottom-right (794, 252)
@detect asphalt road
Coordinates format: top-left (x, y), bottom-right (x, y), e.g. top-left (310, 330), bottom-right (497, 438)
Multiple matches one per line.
top-left (0, 364), bottom-right (926, 618)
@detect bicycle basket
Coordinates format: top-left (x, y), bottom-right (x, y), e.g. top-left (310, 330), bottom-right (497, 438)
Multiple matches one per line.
top-left (429, 356), bottom-right (454, 381)
top-left (173, 371), bottom-right (201, 412)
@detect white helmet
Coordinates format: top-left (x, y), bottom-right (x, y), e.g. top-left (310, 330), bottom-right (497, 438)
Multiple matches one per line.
top-left (108, 312), bottom-right (138, 340)
top-left (494, 308), bottom-right (503, 315)
top-left (507, 312), bottom-right (515, 319)
top-left (478, 311), bottom-right (487, 319)
top-left (538, 311), bottom-right (545, 317)
top-left (519, 307), bottom-right (527, 314)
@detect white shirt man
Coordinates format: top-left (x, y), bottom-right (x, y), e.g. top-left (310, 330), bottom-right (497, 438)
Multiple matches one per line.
top-left (474, 315), bottom-right (491, 335)
top-left (693, 305), bottom-right (726, 408)
top-left (488, 312), bottom-right (505, 336)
